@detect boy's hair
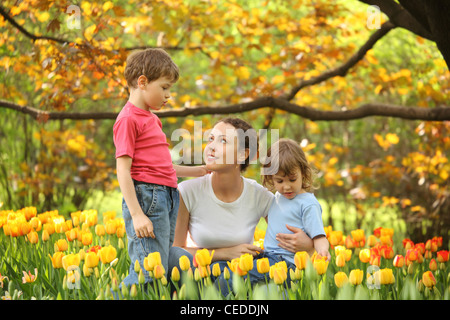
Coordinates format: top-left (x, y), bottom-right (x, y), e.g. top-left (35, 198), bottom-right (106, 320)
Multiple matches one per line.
top-left (262, 138), bottom-right (318, 192)
top-left (124, 48), bottom-right (179, 89)
top-left (215, 117), bottom-right (258, 172)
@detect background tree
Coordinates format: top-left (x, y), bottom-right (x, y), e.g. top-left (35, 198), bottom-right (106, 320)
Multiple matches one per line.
top-left (0, 0), bottom-right (449, 243)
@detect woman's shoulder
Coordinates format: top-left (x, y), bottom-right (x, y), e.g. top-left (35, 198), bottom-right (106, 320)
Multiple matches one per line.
top-left (178, 174), bottom-right (210, 191)
top-left (242, 177), bottom-right (274, 198)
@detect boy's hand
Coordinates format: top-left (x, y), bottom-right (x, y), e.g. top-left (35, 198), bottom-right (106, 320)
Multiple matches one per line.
top-left (132, 212), bottom-right (155, 239)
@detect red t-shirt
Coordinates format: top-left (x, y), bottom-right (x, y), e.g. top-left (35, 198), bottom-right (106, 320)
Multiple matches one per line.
top-left (113, 101), bottom-right (177, 188)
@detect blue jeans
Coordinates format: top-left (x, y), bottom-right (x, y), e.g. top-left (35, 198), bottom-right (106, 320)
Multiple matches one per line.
top-left (121, 181), bottom-right (179, 288)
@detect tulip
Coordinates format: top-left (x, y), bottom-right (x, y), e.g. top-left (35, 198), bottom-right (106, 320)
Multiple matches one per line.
top-left (116, 225), bottom-right (125, 238)
top-left (49, 252), bottom-right (64, 269)
top-left (95, 224), bottom-right (106, 237)
top-left (406, 249), bottom-right (418, 263)
top-left (328, 231), bottom-right (343, 247)
top-left (377, 268), bottom-right (395, 285)
top-left (134, 260), bottom-right (141, 273)
top-left (370, 254), bottom-right (381, 267)
top-left (393, 255), bottom-right (404, 268)
top-left (30, 217), bottom-right (42, 231)
top-left (422, 271), bottom-right (436, 288)
top-left (351, 229), bottom-right (365, 242)
top-left (43, 222), bottom-right (55, 235)
top-left (54, 239), bottom-right (68, 252)
top-left (415, 243), bottom-right (425, 255)
top-left (83, 263), bottom-right (93, 277)
top-left (195, 249), bottom-right (214, 267)
top-left (171, 266), bottom-right (181, 282)
top-left (153, 264), bottom-right (165, 279)
top-left (85, 252), bottom-right (99, 268)
top-left (27, 231), bottom-right (39, 244)
top-left (138, 269), bottom-right (146, 284)
top-left (212, 263), bottom-right (221, 278)
top-left (402, 238), bottom-right (414, 250)
top-left (22, 268), bottom-right (38, 284)
top-left (98, 245), bottom-right (117, 264)
top-left (294, 251), bottom-right (309, 270)
top-left (380, 246), bottom-right (394, 259)
top-left (367, 235), bottom-right (378, 247)
top-left (144, 252), bottom-right (161, 272)
top-left (81, 232), bottom-right (93, 246)
top-left (228, 258), bottom-right (247, 276)
top-left (429, 259), bottom-right (437, 272)
top-left (313, 256), bottom-right (328, 275)
top-left (130, 284), bottom-right (138, 298)
top-left (179, 255), bottom-right (191, 271)
top-left (336, 252), bottom-right (346, 268)
top-left (41, 229), bottom-right (50, 242)
top-left (223, 267), bottom-right (230, 280)
top-left (62, 253), bottom-right (81, 271)
top-left (359, 249), bottom-right (371, 263)
top-left (271, 265), bottom-right (287, 285)
top-left (334, 272), bottom-right (348, 288)
top-left (437, 250), bottom-right (449, 263)
top-left (256, 257), bottom-right (270, 274)
top-left (344, 235), bottom-right (355, 249)
top-left (105, 220), bottom-right (116, 235)
top-left (349, 269), bottom-right (364, 285)
top-left (238, 253), bottom-right (253, 273)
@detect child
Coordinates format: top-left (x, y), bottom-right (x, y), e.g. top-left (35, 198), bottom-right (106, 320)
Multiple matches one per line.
top-left (113, 48), bottom-right (206, 288)
top-left (216, 138), bottom-right (329, 295)
top-left (261, 138), bottom-right (330, 263)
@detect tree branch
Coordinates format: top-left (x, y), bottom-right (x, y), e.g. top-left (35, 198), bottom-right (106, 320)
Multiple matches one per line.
top-left (284, 21), bottom-right (396, 101)
top-left (2, 99), bottom-right (449, 122)
top-left (358, 0), bottom-right (434, 40)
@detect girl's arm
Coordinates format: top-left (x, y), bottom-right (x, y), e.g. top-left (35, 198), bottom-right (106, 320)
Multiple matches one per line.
top-left (117, 156), bottom-right (155, 239)
top-left (173, 165), bottom-right (209, 178)
top-left (313, 235), bottom-right (331, 261)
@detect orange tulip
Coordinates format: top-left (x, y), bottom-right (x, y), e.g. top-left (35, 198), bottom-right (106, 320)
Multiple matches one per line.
top-left (406, 249), bottom-right (418, 262)
top-left (30, 217), bottom-right (42, 231)
top-left (81, 232), bottom-right (93, 246)
top-left (415, 243), bottom-right (425, 255)
top-left (228, 258), bottom-right (247, 276)
top-left (27, 231), bottom-right (39, 244)
top-left (402, 238), bottom-right (414, 250)
top-left (370, 254), bottom-right (381, 267)
top-left (393, 255), bottom-right (404, 268)
top-left (422, 271), bottom-right (436, 288)
top-left (429, 259), bottom-right (437, 271)
top-left (41, 229), bottom-right (50, 242)
top-left (436, 250), bottom-right (449, 263)
top-left (153, 264), bottom-right (165, 279)
top-left (22, 268), bottom-right (38, 284)
top-left (351, 229), bottom-right (365, 242)
top-left (367, 235), bottom-right (378, 247)
top-left (380, 245), bottom-right (394, 259)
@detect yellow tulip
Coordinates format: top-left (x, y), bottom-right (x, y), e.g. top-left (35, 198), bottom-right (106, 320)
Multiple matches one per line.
top-left (294, 251), bottom-right (309, 270)
top-left (171, 266), bottom-right (180, 282)
top-left (41, 229), bottom-right (50, 242)
top-left (134, 260), bottom-right (141, 273)
top-left (313, 257), bottom-right (328, 275)
top-left (98, 245), bottom-right (117, 264)
top-left (271, 266), bottom-right (287, 285)
top-left (85, 252), bottom-right (99, 268)
top-left (81, 232), bottom-right (93, 246)
top-left (105, 220), bottom-right (116, 235)
top-left (349, 269), bottom-right (364, 285)
top-left (238, 253), bottom-right (254, 273)
top-left (179, 255), bottom-right (191, 271)
top-left (336, 252), bottom-right (346, 268)
top-left (49, 252), bottom-right (64, 269)
top-left (351, 229), bottom-right (365, 242)
top-left (54, 239), bottom-right (68, 252)
top-left (95, 224), bottom-right (106, 237)
top-left (27, 231), bottom-right (39, 244)
top-left (144, 252), bottom-right (161, 271)
top-left (62, 253), bottom-right (81, 271)
top-left (359, 249), bottom-right (371, 263)
top-left (195, 248), bottom-right (214, 267)
top-left (212, 263), bottom-right (221, 277)
top-left (334, 271), bottom-right (348, 288)
top-left (256, 257), bottom-right (270, 274)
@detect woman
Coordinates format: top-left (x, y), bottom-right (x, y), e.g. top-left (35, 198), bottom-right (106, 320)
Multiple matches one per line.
top-left (169, 118), bottom-right (314, 272)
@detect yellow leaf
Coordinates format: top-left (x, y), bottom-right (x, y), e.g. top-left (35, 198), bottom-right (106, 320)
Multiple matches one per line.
top-left (84, 24), bottom-right (97, 41)
top-left (235, 66), bottom-right (250, 80)
top-left (440, 169), bottom-right (449, 181)
top-left (102, 1), bottom-right (114, 11)
top-left (36, 12), bottom-right (50, 23)
top-left (385, 133), bottom-right (399, 145)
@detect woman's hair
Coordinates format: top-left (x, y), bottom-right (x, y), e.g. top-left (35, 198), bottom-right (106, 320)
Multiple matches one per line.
top-left (124, 48), bottom-right (179, 89)
top-left (262, 138), bottom-right (318, 192)
top-left (215, 117), bottom-right (258, 172)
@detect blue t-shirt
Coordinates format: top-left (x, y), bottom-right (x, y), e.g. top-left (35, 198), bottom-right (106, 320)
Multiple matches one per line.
top-left (263, 192), bottom-right (325, 265)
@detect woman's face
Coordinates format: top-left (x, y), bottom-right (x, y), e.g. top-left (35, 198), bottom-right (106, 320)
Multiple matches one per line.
top-left (204, 122), bottom-right (243, 172)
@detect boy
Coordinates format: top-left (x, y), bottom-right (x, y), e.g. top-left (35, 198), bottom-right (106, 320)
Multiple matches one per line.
top-left (113, 48), bottom-right (206, 288)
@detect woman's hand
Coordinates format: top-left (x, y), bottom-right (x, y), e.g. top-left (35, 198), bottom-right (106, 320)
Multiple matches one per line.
top-left (276, 224), bottom-right (314, 254)
top-left (214, 243), bottom-right (262, 261)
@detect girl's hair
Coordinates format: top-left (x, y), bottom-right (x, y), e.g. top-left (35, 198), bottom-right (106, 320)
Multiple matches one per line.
top-left (262, 138), bottom-right (318, 192)
top-left (124, 48), bottom-right (179, 89)
top-left (215, 117), bottom-right (258, 172)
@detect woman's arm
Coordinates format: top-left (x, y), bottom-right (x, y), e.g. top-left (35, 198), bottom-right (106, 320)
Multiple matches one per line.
top-left (173, 195), bottom-right (261, 261)
top-left (173, 165), bottom-right (208, 178)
